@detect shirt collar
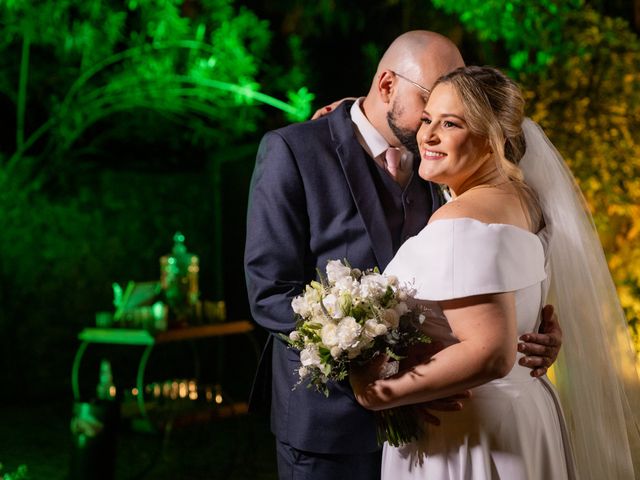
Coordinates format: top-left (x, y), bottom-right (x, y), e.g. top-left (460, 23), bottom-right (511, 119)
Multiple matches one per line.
top-left (350, 98), bottom-right (390, 160)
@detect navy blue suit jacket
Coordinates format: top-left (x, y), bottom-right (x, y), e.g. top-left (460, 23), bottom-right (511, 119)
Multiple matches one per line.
top-left (244, 101), bottom-right (443, 454)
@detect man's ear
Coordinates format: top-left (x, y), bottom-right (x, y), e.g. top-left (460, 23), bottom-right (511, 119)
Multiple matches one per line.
top-left (377, 70), bottom-right (395, 104)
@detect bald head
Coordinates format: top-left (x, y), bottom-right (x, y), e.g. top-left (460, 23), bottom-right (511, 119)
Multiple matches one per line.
top-left (376, 31), bottom-right (464, 92)
top-left (361, 31), bottom-right (464, 150)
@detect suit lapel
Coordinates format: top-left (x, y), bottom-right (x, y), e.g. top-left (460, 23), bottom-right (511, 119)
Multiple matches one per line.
top-left (329, 103), bottom-right (394, 269)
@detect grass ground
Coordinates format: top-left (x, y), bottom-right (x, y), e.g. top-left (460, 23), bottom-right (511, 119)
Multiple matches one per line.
top-left (0, 400), bottom-right (277, 479)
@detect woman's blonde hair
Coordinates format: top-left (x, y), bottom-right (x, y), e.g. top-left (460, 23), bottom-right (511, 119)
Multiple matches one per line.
top-left (434, 66), bottom-right (542, 228)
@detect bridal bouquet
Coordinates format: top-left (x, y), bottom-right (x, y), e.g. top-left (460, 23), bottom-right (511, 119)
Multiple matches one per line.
top-left (282, 259), bottom-right (430, 446)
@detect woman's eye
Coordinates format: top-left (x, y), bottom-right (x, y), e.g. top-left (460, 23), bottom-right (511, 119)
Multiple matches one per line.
top-left (443, 120), bottom-right (458, 128)
top-left (422, 117), bottom-right (432, 124)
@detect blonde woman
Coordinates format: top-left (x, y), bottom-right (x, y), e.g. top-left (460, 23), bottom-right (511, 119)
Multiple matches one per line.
top-left (351, 66), bottom-right (640, 480)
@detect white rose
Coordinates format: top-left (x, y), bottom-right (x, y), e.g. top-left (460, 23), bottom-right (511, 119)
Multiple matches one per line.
top-left (330, 346), bottom-right (342, 359)
top-left (360, 276), bottom-right (383, 299)
top-left (291, 296), bottom-right (310, 317)
top-left (334, 276), bottom-right (360, 297)
top-left (320, 322), bottom-right (339, 347)
top-left (336, 316), bottom-right (362, 349)
top-left (300, 346), bottom-right (321, 367)
top-left (326, 260), bottom-right (352, 283)
top-left (364, 318), bottom-right (388, 338)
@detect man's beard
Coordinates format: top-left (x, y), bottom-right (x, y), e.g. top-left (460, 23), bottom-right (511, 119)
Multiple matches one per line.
top-left (387, 102), bottom-right (420, 161)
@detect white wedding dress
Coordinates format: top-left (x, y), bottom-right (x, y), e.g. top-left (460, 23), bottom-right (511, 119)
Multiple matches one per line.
top-left (382, 217), bottom-right (576, 480)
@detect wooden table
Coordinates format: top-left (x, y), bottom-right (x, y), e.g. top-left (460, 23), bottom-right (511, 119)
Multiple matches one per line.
top-left (71, 321), bottom-right (259, 427)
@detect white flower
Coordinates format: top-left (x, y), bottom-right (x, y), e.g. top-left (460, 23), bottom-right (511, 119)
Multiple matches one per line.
top-left (320, 322), bottom-right (339, 347)
top-left (364, 318), bottom-right (388, 338)
top-left (300, 346), bottom-right (321, 367)
top-left (298, 366), bottom-right (310, 378)
top-left (334, 276), bottom-right (360, 297)
top-left (359, 277), bottom-right (382, 299)
top-left (322, 293), bottom-right (340, 318)
top-left (336, 316), bottom-right (361, 349)
top-left (289, 330), bottom-right (301, 342)
top-left (304, 284), bottom-right (322, 303)
top-left (330, 346), bottom-right (342, 359)
top-left (326, 260), bottom-right (352, 283)
top-left (291, 296), bottom-right (311, 317)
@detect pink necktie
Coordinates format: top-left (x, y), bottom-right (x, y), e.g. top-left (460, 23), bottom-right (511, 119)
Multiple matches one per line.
top-left (385, 147), bottom-right (402, 179)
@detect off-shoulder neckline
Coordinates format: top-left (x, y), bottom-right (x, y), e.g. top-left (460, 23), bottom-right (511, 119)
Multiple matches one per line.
top-left (427, 216), bottom-right (543, 239)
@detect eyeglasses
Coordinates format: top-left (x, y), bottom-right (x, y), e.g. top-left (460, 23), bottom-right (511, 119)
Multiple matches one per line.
top-left (390, 70), bottom-right (431, 95)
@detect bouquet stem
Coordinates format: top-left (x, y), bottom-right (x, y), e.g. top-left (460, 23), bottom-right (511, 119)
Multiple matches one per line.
top-left (375, 405), bottom-right (422, 447)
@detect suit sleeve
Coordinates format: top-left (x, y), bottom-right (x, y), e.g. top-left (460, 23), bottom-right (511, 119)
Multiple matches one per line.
top-left (244, 131), bottom-right (309, 335)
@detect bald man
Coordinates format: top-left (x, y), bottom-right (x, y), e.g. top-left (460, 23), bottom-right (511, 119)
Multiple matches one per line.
top-left (244, 31), bottom-right (561, 480)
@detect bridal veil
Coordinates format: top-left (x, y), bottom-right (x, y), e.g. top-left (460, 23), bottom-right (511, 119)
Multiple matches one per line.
top-left (520, 118), bottom-right (640, 479)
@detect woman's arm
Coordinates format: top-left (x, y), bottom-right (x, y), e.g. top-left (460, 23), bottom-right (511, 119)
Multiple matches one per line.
top-left (351, 292), bottom-right (517, 410)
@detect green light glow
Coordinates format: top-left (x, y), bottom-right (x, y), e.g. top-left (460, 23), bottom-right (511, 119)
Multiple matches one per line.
top-left (1, 1), bottom-right (314, 182)
top-left (431, 0), bottom-right (585, 73)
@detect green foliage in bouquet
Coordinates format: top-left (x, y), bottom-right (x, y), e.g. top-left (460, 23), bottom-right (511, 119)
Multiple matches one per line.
top-left (282, 260), bottom-right (430, 397)
top-left (281, 260), bottom-right (431, 446)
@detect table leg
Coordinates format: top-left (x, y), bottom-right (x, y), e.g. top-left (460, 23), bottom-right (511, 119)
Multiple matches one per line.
top-left (136, 344), bottom-right (154, 424)
top-left (72, 341), bottom-right (90, 401)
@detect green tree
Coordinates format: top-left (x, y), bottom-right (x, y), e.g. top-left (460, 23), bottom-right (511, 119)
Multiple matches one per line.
top-left (0, 0), bottom-right (312, 187)
top-left (0, 0), bottom-right (312, 399)
top-left (524, 9), bottom-right (640, 340)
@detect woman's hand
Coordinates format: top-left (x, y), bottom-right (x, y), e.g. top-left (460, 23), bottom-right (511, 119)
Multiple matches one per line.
top-left (310, 97), bottom-right (357, 120)
top-left (349, 353), bottom-right (389, 408)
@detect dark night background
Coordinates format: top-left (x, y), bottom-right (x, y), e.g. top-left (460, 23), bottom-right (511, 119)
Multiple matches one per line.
top-left (0, 0), bottom-right (639, 477)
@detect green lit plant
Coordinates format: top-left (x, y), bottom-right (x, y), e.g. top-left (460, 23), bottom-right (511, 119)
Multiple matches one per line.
top-left (0, 0), bottom-right (313, 400)
top-left (430, 0), bottom-right (584, 72)
top-left (522, 8), bottom-right (640, 337)
top-left (0, 463), bottom-right (28, 480)
top-left (0, 0), bottom-right (313, 189)
top-left (431, 0), bottom-right (640, 345)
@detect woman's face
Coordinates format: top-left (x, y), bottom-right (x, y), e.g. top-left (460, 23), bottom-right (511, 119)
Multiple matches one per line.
top-left (416, 83), bottom-right (491, 192)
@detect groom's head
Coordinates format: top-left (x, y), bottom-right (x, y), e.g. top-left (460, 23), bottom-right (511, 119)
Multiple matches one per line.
top-left (362, 31), bottom-right (464, 159)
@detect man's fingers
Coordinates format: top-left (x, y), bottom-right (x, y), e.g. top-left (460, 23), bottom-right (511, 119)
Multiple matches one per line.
top-left (519, 332), bottom-right (560, 347)
top-left (518, 355), bottom-right (552, 369)
top-left (426, 400), bottom-right (464, 412)
top-left (517, 341), bottom-right (556, 357)
top-left (525, 366), bottom-right (548, 377)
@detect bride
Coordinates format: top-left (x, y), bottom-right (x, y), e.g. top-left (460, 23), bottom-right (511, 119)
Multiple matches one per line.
top-left (350, 66), bottom-right (640, 479)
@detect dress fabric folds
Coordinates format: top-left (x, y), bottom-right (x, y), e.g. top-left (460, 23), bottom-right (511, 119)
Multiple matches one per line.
top-left (381, 218), bottom-right (575, 480)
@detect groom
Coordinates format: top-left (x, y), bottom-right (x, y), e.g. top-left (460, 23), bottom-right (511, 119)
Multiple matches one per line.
top-left (244, 31), bottom-right (562, 480)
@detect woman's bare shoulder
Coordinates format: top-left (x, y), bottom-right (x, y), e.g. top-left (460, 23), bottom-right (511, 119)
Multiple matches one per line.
top-left (429, 189), bottom-right (527, 229)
